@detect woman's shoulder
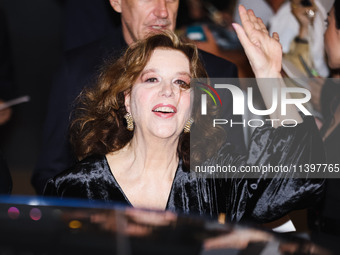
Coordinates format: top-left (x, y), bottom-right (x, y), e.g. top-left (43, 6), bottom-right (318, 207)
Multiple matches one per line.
top-left (43, 154), bottom-right (111, 196)
top-left (58, 154), bottom-right (108, 177)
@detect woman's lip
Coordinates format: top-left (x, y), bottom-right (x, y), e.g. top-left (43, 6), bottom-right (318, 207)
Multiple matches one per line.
top-left (152, 104), bottom-right (177, 113)
top-left (153, 112), bottom-right (176, 119)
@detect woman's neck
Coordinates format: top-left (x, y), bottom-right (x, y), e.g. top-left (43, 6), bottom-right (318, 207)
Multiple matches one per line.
top-left (105, 133), bottom-right (180, 210)
top-left (135, 131), bottom-right (178, 169)
top-left (109, 132), bottom-right (180, 180)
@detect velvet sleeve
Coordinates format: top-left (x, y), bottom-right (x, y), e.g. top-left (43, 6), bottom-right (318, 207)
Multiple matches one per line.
top-left (43, 178), bottom-right (58, 197)
top-left (208, 116), bottom-right (325, 223)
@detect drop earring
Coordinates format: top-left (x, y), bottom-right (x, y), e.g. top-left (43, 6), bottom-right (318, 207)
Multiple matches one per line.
top-left (124, 112), bottom-right (134, 131)
top-left (184, 118), bottom-right (193, 133)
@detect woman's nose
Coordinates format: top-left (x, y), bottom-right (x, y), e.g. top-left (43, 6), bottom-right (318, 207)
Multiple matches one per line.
top-left (159, 81), bottom-right (175, 97)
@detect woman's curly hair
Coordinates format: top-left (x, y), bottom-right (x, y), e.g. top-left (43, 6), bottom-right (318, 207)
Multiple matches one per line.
top-left (70, 31), bottom-right (225, 169)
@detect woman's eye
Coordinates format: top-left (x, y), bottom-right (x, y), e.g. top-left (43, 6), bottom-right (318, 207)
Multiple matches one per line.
top-left (145, 77), bottom-right (158, 83)
top-left (325, 18), bottom-right (329, 27)
top-left (175, 80), bottom-right (190, 89)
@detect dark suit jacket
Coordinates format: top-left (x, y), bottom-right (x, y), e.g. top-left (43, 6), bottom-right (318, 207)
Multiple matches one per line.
top-left (60, 0), bottom-right (120, 51)
top-left (32, 27), bottom-right (245, 194)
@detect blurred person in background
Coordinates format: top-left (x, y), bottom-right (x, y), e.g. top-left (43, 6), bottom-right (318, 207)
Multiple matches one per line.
top-left (59, 0), bottom-right (120, 51)
top-left (0, 152), bottom-right (12, 194)
top-left (0, 4), bottom-right (13, 194)
top-left (308, 1), bottom-right (340, 252)
top-left (233, 0), bottom-right (273, 27)
top-left (0, 7), bottom-right (14, 126)
top-left (268, 0), bottom-right (329, 77)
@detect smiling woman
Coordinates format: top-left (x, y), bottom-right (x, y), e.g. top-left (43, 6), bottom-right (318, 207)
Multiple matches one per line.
top-left (44, 7), bottom-right (325, 223)
top-left (68, 31), bottom-right (211, 171)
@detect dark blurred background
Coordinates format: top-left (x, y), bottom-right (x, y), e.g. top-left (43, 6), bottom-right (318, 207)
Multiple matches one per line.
top-left (0, 0), bottom-right (125, 194)
top-left (0, 0), bottom-right (63, 194)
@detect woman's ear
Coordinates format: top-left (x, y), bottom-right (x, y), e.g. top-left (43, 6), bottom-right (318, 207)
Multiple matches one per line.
top-left (109, 0), bottom-right (122, 13)
top-left (124, 91), bottom-right (131, 113)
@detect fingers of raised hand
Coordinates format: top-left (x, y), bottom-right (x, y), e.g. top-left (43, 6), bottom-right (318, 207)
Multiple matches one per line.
top-left (239, 6), bottom-right (258, 35)
top-left (247, 9), bottom-right (268, 35)
top-left (248, 9), bottom-right (261, 30)
top-left (238, 5), bottom-right (253, 33)
top-left (272, 32), bottom-right (280, 42)
top-left (239, 5), bottom-right (269, 42)
top-left (232, 22), bottom-right (252, 50)
top-left (257, 17), bottom-right (269, 35)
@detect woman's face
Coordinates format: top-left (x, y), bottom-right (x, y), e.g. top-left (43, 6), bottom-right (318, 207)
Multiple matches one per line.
top-left (324, 7), bottom-right (340, 69)
top-left (125, 48), bottom-right (192, 140)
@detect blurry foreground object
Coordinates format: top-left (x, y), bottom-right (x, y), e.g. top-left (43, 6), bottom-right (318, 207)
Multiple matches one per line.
top-left (0, 196), bottom-right (332, 255)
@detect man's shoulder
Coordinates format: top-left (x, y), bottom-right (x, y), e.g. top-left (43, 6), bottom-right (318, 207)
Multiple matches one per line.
top-left (63, 27), bottom-right (125, 69)
top-left (198, 49), bottom-right (235, 66)
top-left (55, 28), bottom-right (126, 96)
top-left (198, 49), bottom-right (238, 78)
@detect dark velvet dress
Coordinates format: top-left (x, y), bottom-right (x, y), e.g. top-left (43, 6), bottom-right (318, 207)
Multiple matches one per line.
top-left (44, 117), bottom-right (325, 223)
